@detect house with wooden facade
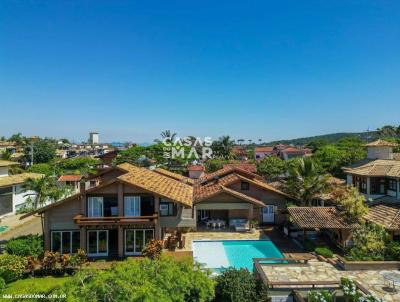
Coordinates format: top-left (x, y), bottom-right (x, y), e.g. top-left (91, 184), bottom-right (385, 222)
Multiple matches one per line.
top-left (22, 163), bottom-right (293, 258)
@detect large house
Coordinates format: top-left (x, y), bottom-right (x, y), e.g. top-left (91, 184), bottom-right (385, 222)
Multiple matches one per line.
top-left (343, 139), bottom-right (400, 200)
top-left (23, 163), bottom-right (293, 258)
top-left (0, 160), bottom-right (42, 217)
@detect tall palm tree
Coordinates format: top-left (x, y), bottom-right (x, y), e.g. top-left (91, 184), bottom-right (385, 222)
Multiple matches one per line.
top-left (237, 139), bottom-right (244, 145)
top-left (160, 130), bottom-right (177, 144)
top-left (283, 157), bottom-right (329, 206)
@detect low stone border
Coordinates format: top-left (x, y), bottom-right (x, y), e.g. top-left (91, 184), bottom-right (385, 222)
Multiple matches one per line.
top-left (337, 255), bottom-right (400, 270)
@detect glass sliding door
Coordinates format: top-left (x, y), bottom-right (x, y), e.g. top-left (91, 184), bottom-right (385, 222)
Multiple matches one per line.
top-left (87, 230), bottom-right (108, 257)
top-left (51, 231), bottom-right (80, 254)
top-left (124, 196), bottom-right (141, 216)
top-left (125, 229), bottom-right (154, 256)
top-left (87, 197), bottom-right (104, 217)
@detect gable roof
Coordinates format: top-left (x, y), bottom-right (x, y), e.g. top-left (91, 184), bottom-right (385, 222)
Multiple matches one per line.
top-left (117, 164), bottom-right (193, 207)
top-left (153, 167), bottom-right (194, 184)
top-left (58, 175), bottom-right (83, 182)
top-left (255, 146), bottom-right (274, 153)
top-left (365, 139), bottom-right (398, 147)
top-left (223, 163), bottom-right (257, 173)
top-left (288, 207), bottom-right (357, 229)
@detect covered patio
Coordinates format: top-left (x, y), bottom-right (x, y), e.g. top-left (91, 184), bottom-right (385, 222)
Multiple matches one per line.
top-left (287, 207), bottom-right (357, 249)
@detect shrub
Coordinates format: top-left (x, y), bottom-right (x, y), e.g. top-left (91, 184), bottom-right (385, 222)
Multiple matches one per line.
top-left (346, 223), bottom-right (389, 261)
top-left (385, 241), bottom-right (400, 261)
top-left (51, 256), bottom-right (215, 301)
top-left (5, 234), bottom-right (44, 257)
top-left (214, 268), bottom-right (267, 302)
top-left (315, 247), bottom-right (333, 258)
top-left (0, 254), bottom-right (27, 283)
top-left (0, 277), bottom-right (5, 292)
top-left (69, 249), bottom-right (87, 268)
top-left (308, 290), bottom-right (333, 302)
top-left (142, 240), bottom-right (163, 260)
top-left (341, 277), bottom-right (361, 302)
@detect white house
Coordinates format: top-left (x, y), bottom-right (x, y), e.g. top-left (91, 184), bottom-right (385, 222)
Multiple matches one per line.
top-left (57, 174), bottom-right (82, 193)
top-left (0, 160), bottom-right (42, 217)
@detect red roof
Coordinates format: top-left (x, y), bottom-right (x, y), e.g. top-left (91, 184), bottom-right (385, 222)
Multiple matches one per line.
top-left (187, 165), bottom-right (205, 171)
top-left (223, 163), bottom-right (257, 173)
top-left (255, 146), bottom-right (274, 153)
top-left (58, 175), bottom-right (83, 182)
top-left (282, 147), bottom-right (306, 153)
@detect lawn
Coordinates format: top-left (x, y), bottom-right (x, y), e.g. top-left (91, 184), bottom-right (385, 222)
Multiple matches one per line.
top-left (3, 276), bottom-right (71, 298)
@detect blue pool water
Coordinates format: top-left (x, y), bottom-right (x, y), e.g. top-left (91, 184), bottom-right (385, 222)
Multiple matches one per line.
top-left (193, 240), bottom-right (283, 272)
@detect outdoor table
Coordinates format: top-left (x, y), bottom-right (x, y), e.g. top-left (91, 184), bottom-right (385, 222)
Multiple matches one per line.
top-left (381, 271), bottom-right (400, 292)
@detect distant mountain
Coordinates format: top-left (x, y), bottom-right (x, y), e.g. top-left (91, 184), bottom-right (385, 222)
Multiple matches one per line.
top-left (266, 131), bottom-right (379, 146)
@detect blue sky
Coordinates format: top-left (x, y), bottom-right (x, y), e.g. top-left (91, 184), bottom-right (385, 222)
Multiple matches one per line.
top-left (1, 1), bottom-right (399, 143)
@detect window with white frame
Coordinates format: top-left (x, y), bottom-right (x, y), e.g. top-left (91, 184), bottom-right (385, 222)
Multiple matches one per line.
top-left (87, 230), bottom-right (108, 256)
top-left (125, 229), bottom-right (154, 255)
top-left (124, 196), bottom-right (141, 216)
top-left (51, 231), bottom-right (80, 254)
top-left (87, 197), bottom-right (103, 217)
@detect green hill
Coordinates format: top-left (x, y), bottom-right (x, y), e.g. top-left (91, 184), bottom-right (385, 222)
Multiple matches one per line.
top-left (266, 131), bottom-right (379, 146)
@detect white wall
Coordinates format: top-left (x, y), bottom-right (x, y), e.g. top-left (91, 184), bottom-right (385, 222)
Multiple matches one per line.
top-left (0, 166), bottom-right (9, 177)
top-left (12, 184), bottom-right (37, 212)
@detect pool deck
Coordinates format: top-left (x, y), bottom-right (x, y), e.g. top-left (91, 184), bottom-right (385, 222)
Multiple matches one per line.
top-left (261, 259), bottom-right (400, 302)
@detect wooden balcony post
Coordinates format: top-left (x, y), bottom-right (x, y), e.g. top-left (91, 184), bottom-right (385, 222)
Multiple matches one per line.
top-left (80, 181), bottom-right (86, 215)
top-left (118, 183), bottom-right (124, 216)
top-left (43, 214), bottom-right (50, 251)
top-left (80, 226), bottom-right (86, 251)
top-left (154, 196), bottom-right (161, 240)
top-left (118, 226), bottom-right (124, 258)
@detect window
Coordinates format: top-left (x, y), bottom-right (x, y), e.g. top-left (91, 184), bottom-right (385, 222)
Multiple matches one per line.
top-left (159, 200), bottom-right (177, 216)
top-left (51, 231), bottom-right (80, 254)
top-left (371, 177), bottom-right (385, 195)
top-left (88, 197), bottom-right (103, 217)
top-left (124, 196), bottom-right (141, 216)
top-left (87, 230), bottom-right (108, 256)
top-left (388, 179), bottom-right (397, 191)
top-left (125, 229), bottom-right (154, 255)
top-left (241, 181), bottom-right (250, 190)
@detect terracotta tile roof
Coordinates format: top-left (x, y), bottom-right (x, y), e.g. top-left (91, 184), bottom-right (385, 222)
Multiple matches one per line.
top-left (187, 165), bottom-right (205, 171)
top-left (220, 186), bottom-right (265, 207)
top-left (0, 141), bottom-right (17, 147)
top-left (282, 147), bottom-right (306, 153)
top-left (194, 173), bottom-right (241, 201)
top-left (117, 164), bottom-right (193, 207)
top-left (288, 207), bottom-right (356, 229)
top-left (223, 163), bottom-right (257, 173)
top-left (364, 201), bottom-right (400, 231)
top-left (393, 153), bottom-right (400, 161)
top-left (365, 139), bottom-right (398, 147)
top-left (58, 175), bottom-right (83, 182)
top-left (0, 160), bottom-right (18, 167)
top-left (0, 173), bottom-right (43, 188)
top-left (343, 159), bottom-right (400, 177)
top-left (153, 168), bottom-right (194, 184)
top-left (255, 146), bottom-right (274, 153)
top-left (200, 166), bottom-right (262, 183)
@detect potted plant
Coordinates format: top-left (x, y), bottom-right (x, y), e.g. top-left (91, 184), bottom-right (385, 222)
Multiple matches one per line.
top-left (250, 219), bottom-right (258, 233)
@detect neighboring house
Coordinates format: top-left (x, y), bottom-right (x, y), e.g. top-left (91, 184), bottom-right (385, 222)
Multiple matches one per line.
top-left (96, 150), bottom-right (118, 168)
top-left (22, 163), bottom-right (293, 258)
top-left (254, 146), bottom-right (275, 160)
top-left (57, 175), bottom-right (83, 192)
top-left (0, 160), bottom-right (42, 217)
top-left (231, 146), bottom-right (248, 160)
top-left (278, 147), bottom-right (311, 160)
top-left (187, 165), bottom-right (205, 179)
top-left (0, 141), bottom-right (17, 154)
top-left (222, 162), bottom-right (257, 174)
top-left (343, 139), bottom-right (400, 200)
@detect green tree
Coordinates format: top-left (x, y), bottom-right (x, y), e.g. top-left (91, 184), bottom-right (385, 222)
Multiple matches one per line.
top-left (256, 156), bottom-right (286, 181)
top-left (28, 163), bottom-right (55, 176)
top-left (52, 256), bottom-right (215, 302)
top-left (333, 186), bottom-right (368, 221)
top-left (57, 157), bottom-right (99, 175)
top-left (284, 157), bottom-right (329, 206)
top-left (24, 139), bottom-right (56, 164)
top-left (214, 268), bottom-right (267, 302)
top-left (0, 149), bottom-right (12, 160)
top-left (23, 175), bottom-right (70, 209)
top-left (8, 133), bottom-right (25, 145)
top-left (377, 125), bottom-right (400, 138)
top-left (204, 158), bottom-right (230, 173)
top-left (347, 223), bottom-right (389, 261)
top-left (314, 145), bottom-right (346, 176)
top-left (212, 136), bottom-right (235, 159)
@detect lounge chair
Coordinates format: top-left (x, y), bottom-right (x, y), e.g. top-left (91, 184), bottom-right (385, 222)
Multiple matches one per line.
top-left (229, 218), bottom-right (249, 232)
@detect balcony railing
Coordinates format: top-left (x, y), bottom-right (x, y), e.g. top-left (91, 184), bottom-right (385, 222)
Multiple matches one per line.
top-left (73, 214), bottom-right (158, 225)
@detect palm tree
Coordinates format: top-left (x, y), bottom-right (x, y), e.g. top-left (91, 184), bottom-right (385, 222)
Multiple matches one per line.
top-left (248, 139), bottom-right (252, 145)
top-left (23, 175), bottom-right (71, 209)
top-left (212, 136), bottom-right (234, 159)
top-left (160, 130), bottom-right (177, 144)
top-left (237, 139), bottom-right (244, 145)
top-left (258, 139), bottom-right (262, 145)
top-left (283, 157), bottom-right (329, 206)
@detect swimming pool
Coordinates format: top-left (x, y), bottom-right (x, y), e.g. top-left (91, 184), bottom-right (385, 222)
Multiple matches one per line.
top-left (192, 240), bottom-right (283, 272)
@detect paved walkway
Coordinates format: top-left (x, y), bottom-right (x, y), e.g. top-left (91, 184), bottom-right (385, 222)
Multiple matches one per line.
top-left (262, 260), bottom-right (400, 302)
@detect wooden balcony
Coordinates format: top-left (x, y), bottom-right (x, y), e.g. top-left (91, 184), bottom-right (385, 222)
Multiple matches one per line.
top-left (73, 214), bottom-right (158, 226)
